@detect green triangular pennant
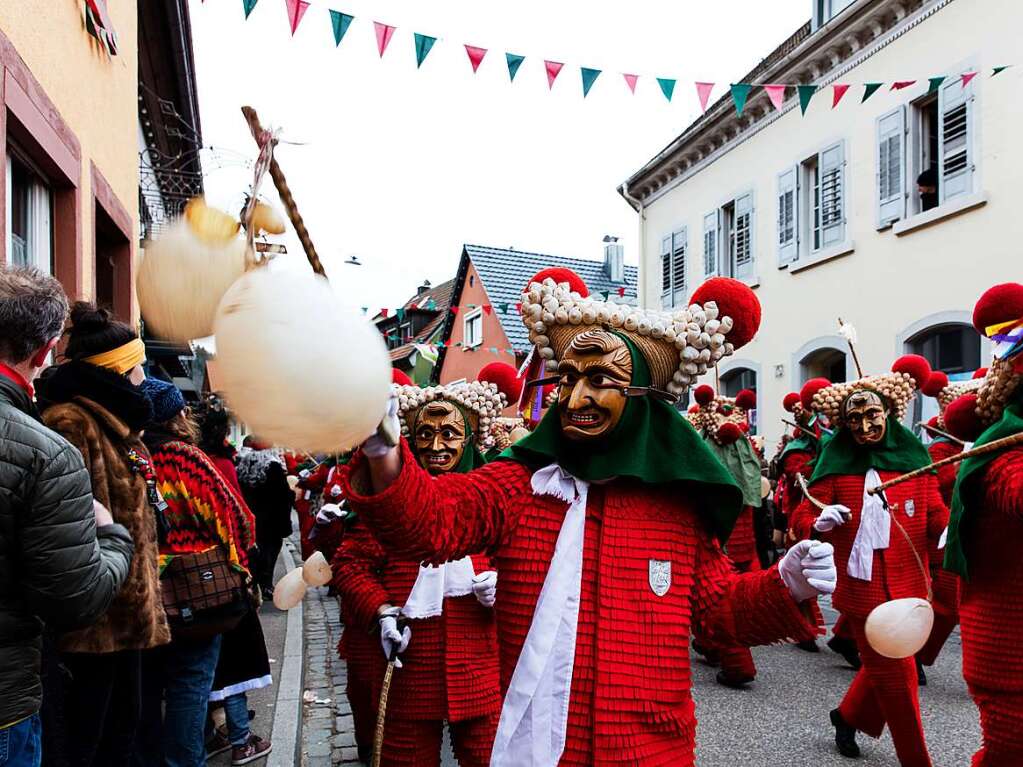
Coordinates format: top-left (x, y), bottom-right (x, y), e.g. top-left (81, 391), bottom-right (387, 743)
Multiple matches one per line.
top-left (927, 76), bottom-right (947, 94)
top-left (329, 10), bottom-right (353, 46)
top-left (426, 298), bottom-right (437, 310)
top-left (992, 65), bottom-right (1011, 77)
top-left (242, 0), bottom-right (259, 19)
top-left (657, 78), bottom-right (677, 102)
top-left (414, 33), bottom-right (436, 68)
top-left (730, 83), bottom-right (751, 115)
top-left (396, 308), bottom-right (406, 321)
top-left (499, 303), bottom-right (509, 313)
top-left (862, 82), bottom-right (883, 102)
top-left (506, 53), bottom-right (525, 82)
top-left (361, 307), bottom-right (368, 314)
top-left (797, 84), bottom-right (817, 115)
top-left (581, 67), bottom-right (602, 97)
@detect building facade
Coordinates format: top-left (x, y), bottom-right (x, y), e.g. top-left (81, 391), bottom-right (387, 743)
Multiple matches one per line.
top-left (375, 278), bottom-right (454, 384)
top-left (621, 0), bottom-right (1016, 449)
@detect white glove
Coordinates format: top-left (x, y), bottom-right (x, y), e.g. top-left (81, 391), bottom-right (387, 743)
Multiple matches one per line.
top-left (363, 393), bottom-right (400, 459)
top-left (330, 485), bottom-right (343, 498)
top-left (299, 469), bottom-right (311, 480)
top-left (379, 613), bottom-right (411, 667)
top-left (315, 503), bottom-right (344, 525)
top-left (779, 540), bottom-right (837, 602)
top-left (472, 571), bottom-right (498, 608)
top-left (813, 504), bottom-right (851, 532)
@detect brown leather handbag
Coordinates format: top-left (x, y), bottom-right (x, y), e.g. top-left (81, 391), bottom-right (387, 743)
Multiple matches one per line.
top-left (160, 547), bottom-right (250, 642)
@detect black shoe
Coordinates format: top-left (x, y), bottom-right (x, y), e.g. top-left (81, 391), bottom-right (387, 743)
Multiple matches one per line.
top-left (795, 639), bottom-right (821, 653)
top-left (692, 640), bottom-right (720, 667)
top-left (827, 636), bottom-right (862, 670)
top-left (261, 586), bottom-right (274, 602)
top-left (830, 708), bottom-right (861, 758)
top-left (916, 657), bottom-right (927, 687)
top-left (357, 745), bottom-right (372, 763)
top-left (715, 670), bottom-right (754, 689)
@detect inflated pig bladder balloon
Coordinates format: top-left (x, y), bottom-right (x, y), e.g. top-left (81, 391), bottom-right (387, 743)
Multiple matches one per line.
top-left (302, 550), bottom-right (333, 587)
top-left (272, 567), bottom-right (307, 610)
top-left (865, 597), bottom-right (934, 659)
top-left (213, 268), bottom-right (390, 453)
top-left (137, 198), bottom-right (247, 343)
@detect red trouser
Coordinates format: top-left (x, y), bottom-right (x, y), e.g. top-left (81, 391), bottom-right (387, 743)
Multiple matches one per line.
top-left (694, 559), bottom-right (757, 681)
top-left (833, 613), bottom-right (854, 640)
top-left (345, 669), bottom-right (376, 753)
top-left (380, 712), bottom-right (498, 767)
top-left (918, 569), bottom-right (960, 667)
top-left (968, 684), bottom-right (1023, 766)
top-left (838, 617), bottom-right (932, 767)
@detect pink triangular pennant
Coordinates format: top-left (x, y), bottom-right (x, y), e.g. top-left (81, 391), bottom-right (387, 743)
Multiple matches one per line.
top-left (285, 0), bottom-right (309, 35)
top-left (544, 60), bottom-right (564, 90)
top-left (465, 45), bottom-right (488, 73)
top-left (961, 71), bottom-right (978, 88)
top-left (891, 80), bottom-right (916, 91)
top-left (695, 81), bottom-right (715, 113)
top-left (832, 83), bottom-right (851, 108)
top-left (373, 21), bottom-right (395, 57)
top-left (763, 84), bottom-right (786, 111)
top-left (623, 73), bottom-right (639, 94)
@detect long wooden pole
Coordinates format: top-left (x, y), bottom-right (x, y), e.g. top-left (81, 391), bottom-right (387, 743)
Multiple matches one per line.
top-left (240, 106), bottom-right (327, 278)
top-left (868, 432), bottom-right (1023, 495)
top-left (838, 317), bottom-right (864, 379)
top-left (782, 419), bottom-right (819, 441)
top-left (916, 421), bottom-right (966, 447)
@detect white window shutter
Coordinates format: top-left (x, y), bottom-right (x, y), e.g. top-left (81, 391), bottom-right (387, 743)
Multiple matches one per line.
top-left (703, 210), bottom-right (719, 277)
top-left (672, 228), bottom-right (687, 306)
top-left (939, 74), bottom-right (974, 202)
top-left (660, 235), bottom-right (672, 309)
top-left (819, 140), bottom-right (845, 247)
top-left (733, 192), bottom-right (754, 280)
top-left (876, 106), bottom-right (906, 226)
top-left (777, 167), bottom-right (798, 266)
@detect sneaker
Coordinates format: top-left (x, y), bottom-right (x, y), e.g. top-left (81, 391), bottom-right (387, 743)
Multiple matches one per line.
top-left (232, 734), bottom-right (272, 765)
top-left (207, 726), bottom-right (232, 757)
top-left (830, 708), bottom-right (861, 758)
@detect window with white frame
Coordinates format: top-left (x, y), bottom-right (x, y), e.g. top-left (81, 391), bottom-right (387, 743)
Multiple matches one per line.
top-left (814, 0), bottom-right (856, 28)
top-left (777, 141), bottom-right (846, 266)
top-left (5, 148), bottom-right (54, 274)
top-left (876, 72), bottom-right (976, 226)
top-left (710, 192), bottom-right (754, 280)
top-left (463, 308), bottom-right (483, 348)
top-left (660, 227), bottom-right (687, 309)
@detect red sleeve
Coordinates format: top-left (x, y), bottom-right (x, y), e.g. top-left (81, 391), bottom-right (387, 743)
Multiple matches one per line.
top-left (984, 448), bottom-right (1023, 520)
top-left (298, 462), bottom-right (330, 491)
top-left (331, 521), bottom-right (390, 630)
top-left (691, 526), bottom-right (819, 646)
top-left (342, 439), bottom-right (532, 565)
top-left (924, 474), bottom-right (950, 567)
top-left (789, 476), bottom-right (834, 541)
top-left (780, 451), bottom-right (813, 516)
top-left (928, 441), bottom-right (962, 506)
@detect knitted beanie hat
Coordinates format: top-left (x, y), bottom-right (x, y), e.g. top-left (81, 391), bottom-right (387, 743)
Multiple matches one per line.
top-left (141, 377), bottom-right (186, 423)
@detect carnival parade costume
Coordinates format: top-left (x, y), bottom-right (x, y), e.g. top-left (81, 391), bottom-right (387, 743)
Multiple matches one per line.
top-left (341, 271), bottom-right (837, 766)
top-left (790, 355), bottom-right (949, 766)
top-left (332, 378), bottom-right (507, 766)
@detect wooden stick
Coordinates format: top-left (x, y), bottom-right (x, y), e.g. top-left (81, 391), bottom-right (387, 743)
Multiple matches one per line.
top-left (838, 317), bottom-right (864, 379)
top-left (868, 432), bottom-right (1023, 495)
top-left (371, 661), bottom-right (396, 767)
top-left (240, 106), bottom-right (327, 279)
top-left (916, 421), bottom-right (966, 447)
top-left (782, 419), bottom-right (818, 441)
top-left (795, 473), bottom-right (828, 512)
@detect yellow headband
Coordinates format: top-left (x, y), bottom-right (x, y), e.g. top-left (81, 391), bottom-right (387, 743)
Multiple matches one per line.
top-left (83, 338), bottom-right (146, 375)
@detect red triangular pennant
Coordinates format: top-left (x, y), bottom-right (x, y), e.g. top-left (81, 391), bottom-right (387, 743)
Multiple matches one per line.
top-left (617, 287), bottom-right (626, 297)
top-left (450, 306), bottom-right (459, 314)
top-left (961, 71), bottom-right (978, 88)
top-left (482, 304), bottom-right (493, 315)
top-left (695, 82), bottom-right (714, 113)
top-left (891, 80), bottom-right (916, 91)
top-left (544, 60), bottom-right (564, 90)
top-left (373, 21), bottom-right (395, 57)
top-left (379, 308), bottom-right (389, 318)
top-left (763, 84), bottom-right (786, 111)
top-left (623, 73), bottom-right (639, 94)
top-left (832, 83), bottom-right (851, 108)
top-left (284, 0), bottom-right (309, 35)
top-left (465, 45), bottom-right (487, 73)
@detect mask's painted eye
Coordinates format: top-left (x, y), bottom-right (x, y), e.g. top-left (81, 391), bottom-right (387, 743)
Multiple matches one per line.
top-left (590, 374), bottom-right (607, 387)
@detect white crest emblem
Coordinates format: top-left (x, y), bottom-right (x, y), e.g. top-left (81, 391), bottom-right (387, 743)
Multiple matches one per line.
top-left (904, 499), bottom-right (916, 518)
top-left (648, 559), bottom-right (671, 597)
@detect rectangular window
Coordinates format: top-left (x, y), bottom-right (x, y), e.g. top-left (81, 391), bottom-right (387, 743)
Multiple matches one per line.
top-left (660, 228), bottom-right (687, 309)
top-left (877, 106), bottom-right (907, 225)
top-left (464, 309), bottom-right (483, 348)
top-left (791, 141), bottom-right (846, 256)
top-left (399, 322), bottom-right (413, 343)
top-left (938, 74), bottom-right (975, 203)
top-left (731, 192), bottom-right (754, 279)
top-left (703, 210), bottom-right (719, 277)
top-left (818, 141), bottom-right (846, 249)
top-left (777, 167), bottom-right (798, 265)
top-left (5, 148), bottom-right (54, 274)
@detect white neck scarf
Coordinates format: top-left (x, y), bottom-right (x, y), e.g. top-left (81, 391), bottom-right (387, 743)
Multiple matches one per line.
top-left (490, 464), bottom-right (588, 767)
top-left (847, 468), bottom-right (890, 581)
top-left (401, 557), bottom-right (477, 620)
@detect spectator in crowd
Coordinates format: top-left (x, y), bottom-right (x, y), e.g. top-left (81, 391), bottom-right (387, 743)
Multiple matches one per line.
top-left (918, 168), bottom-right (939, 212)
top-left (36, 303), bottom-right (169, 767)
top-left (236, 438), bottom-right (293, 601)
top-left (134, 379), bottom-right (260, 766)
top-left (0, 268), bottom-right (135, 767)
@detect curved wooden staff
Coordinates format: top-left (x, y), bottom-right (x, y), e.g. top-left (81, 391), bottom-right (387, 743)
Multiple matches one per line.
top-left (240, 106), bottom-right (327, 278)
top-left (371, 616), bottom-right (408, 767)
top-left (916, 421), bottom-right (966, 447)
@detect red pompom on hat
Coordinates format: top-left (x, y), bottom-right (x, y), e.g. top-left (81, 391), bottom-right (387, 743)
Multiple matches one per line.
top-left (687, 404), bottom-right (700, 414)
top-left (973, 367), bottom-right (988, 380)
top-left (927, 415), bottom-right (940, 428)
top-left (972, 283), bottom-right (1023, 334)
top-left (694, 384), bottom-right (716, 406)
top-left (783, 392), bottom-right (801, 413)
top-left (944, 393), bottom-right (984, 442)
top-left (800, 378), bottom-right (831, 411)
top-left (892, 354), bottom-right (932, 388)
top-left (717, 422), bottom-right (743, 445)
top-left (922, 370), bottom-right (950, 398)
top-left (525, 268), bottom-right (589, 298)
top-left (735, 389), bottom-right (757, 411)
top-left (690, 277), bottom-right (762, 350)
top-left (392, 368), bottom-right (413, 386)
top-left (477, 362), bottom-right (523, 403)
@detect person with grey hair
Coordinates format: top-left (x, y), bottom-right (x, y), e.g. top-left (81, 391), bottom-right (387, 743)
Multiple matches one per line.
top-left (0, 266), bottom-right (134, 767)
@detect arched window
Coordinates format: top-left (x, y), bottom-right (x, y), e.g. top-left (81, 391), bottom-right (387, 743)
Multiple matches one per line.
top-left (720, 367), bottom-right (758, 434)
top-left (799, 347), bottom-right (848, 385)
top-left (907, 323), bottom-right (982, 425)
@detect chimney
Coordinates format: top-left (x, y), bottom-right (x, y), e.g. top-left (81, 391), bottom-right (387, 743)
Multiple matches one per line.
top-left (417, 279), bottom-right (432, 295)
top-left (602, 235), bottom-right (624, 283)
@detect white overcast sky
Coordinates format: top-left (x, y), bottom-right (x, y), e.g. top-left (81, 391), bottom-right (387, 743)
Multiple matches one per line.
top-left (188, 0), bottom-right (809, 311)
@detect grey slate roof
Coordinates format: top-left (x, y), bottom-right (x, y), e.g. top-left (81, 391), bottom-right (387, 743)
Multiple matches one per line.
top-left (464, 244), bottom-right (638, 353)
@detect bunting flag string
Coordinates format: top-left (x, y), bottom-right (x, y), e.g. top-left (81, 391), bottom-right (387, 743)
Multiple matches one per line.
top-left (229, 1), bottom-right (1011, 115)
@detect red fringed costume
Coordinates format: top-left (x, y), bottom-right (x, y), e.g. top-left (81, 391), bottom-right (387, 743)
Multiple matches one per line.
top-left (295, 462), bottom-right (329, 559)
top-left (343, 442), bottom-right (819, 766)
top-left (332, 519), bottom-right (500, 767)
top-left (791, 472), bottom-right (947, 767)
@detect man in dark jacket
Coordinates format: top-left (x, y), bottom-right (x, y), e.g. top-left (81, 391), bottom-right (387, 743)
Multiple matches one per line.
top-left (0, 267), bottom-right (134, 766)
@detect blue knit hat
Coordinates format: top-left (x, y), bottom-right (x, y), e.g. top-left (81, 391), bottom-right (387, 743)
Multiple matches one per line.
top-left (140, 378), bottom-right (186, 424)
